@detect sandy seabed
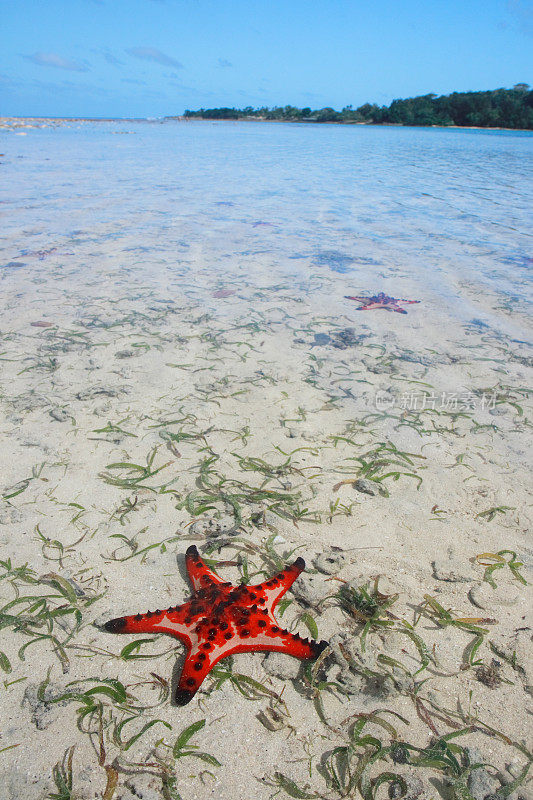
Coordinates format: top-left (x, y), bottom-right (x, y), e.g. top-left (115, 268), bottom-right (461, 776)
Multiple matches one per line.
top-left (0, 119), bottom-right (532, 800)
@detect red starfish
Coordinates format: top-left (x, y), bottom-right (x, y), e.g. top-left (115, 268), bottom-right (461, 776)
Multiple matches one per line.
top-left (345, 292), bottom-right (420, 314)
top-left (103, 545), bottom-right (328, 705)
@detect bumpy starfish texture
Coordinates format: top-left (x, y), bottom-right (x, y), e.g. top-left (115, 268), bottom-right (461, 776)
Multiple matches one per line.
top-left (345, 291), bottom-right (420, 314)
top-left (103, 545), bottom-right (328, 706)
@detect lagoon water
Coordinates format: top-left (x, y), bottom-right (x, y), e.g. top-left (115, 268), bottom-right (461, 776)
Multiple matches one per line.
top-left (3, 121), bottom-right (532, 339)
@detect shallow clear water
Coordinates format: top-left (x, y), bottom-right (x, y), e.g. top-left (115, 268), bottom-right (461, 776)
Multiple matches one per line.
top-left (1, 121), bottom-right (533, 798)
top-left (2, 120), bottom-right (533, 339)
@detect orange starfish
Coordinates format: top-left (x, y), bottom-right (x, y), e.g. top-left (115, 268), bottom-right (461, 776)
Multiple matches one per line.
top-left (103, 546), bottom-right (328, 705)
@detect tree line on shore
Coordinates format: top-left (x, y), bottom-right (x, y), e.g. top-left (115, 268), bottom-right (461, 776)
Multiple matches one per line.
top-left (183, 85), bottom-right (533, 129)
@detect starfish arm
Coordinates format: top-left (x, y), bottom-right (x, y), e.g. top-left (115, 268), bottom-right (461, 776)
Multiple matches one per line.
top-left (102, 602), bottom-right (196, 645)
top-left (230, 626), bottom-right (328, 661)
top-left (400, 299), bottom-right (420, 304)
top-left (174, 650), bottom-right (220, 705)
top-left (392, 306), bottom-right (408, 314)
top-left (185, 545), bottom-right (225, 591)
top-left (173, 628), bottom-right (251, 705)
top-left (254, 557), bottom-right (306, 611)
top-left (174, 624), bottom-right (328, 706)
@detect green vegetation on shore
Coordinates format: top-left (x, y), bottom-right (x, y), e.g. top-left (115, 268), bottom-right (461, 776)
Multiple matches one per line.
top-left (183, 84), bottom-right (533, 129)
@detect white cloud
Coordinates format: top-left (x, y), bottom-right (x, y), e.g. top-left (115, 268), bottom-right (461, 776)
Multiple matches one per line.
top-left (23, 52), bottom-right (89, 72)
top-left (126, 47), bottom-right (183, 68)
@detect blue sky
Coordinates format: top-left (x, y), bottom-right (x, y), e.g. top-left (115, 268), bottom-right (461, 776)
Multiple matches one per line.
top-left (1, 0), bottom-right (532, 117)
